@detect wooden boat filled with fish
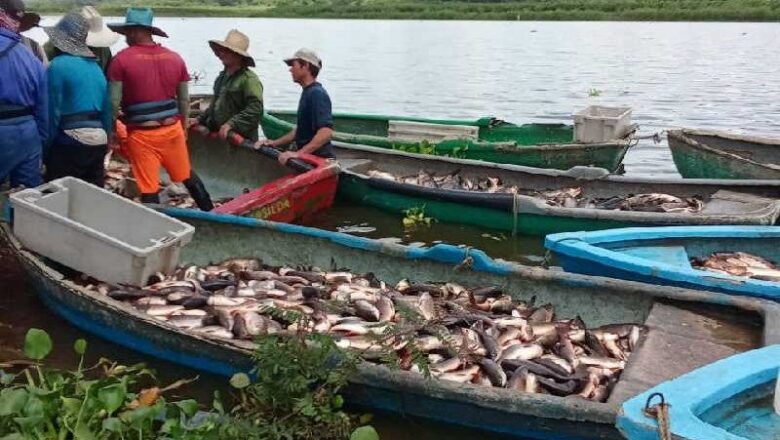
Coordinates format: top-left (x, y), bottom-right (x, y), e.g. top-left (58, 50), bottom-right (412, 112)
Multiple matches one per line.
top-left (258, 109), bottom-right (633, 172)
top-left (668, 129), bottom-right (780, 180)
top-left (333, 144), bottom-right (780, 235)
top-left (3, 209), bottom-right (780, 440)
top-left (545, 226), bottom-right (780, 301)
top-left (617, 345), bottom-right (780, 440)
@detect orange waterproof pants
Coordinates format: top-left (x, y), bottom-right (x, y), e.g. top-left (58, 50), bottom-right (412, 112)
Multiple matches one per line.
top-left (122, 122), bottom-right (192, 194)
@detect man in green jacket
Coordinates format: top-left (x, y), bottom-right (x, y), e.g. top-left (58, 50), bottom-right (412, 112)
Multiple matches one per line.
top-left (195, 29), bottom-right (263, 141)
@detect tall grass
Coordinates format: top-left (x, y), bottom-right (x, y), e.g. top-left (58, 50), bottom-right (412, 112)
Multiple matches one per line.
top-left (28, 0), bottom-right (780, 21)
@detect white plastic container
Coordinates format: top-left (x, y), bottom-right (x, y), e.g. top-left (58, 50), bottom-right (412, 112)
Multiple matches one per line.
top-left (573, 106), bottom-right (633, 143)
top-left (10, 177), bottom-right (194, 286)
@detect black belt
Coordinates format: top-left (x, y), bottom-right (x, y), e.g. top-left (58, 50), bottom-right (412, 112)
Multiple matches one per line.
top-left (61, 111), bottom-right (102, 125)
top-left (0, 106), bottom-right (33, 120)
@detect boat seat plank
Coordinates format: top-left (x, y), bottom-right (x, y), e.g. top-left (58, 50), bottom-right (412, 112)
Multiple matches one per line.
top-left (617, 245), bottom-right (691, 269)
top-left (701, 190), bottom-right (779, 215)
top-left (607, 302), bottom-right (761, 405)
top-left (338, 158), bottom-right (374, 172)
top-left (388, 120), bottom-right (479, 143)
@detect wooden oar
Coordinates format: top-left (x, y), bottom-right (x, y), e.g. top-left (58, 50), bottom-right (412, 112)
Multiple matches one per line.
top-left (189, 124), bottom-right (314, 174)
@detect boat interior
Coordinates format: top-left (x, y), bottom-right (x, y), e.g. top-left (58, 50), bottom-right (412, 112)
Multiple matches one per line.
top-left (179, 217), bottom-right (768, 407)
top-left (684, 132), bottom-right (780, 166)
top-left (335, 146), bottom-right (780, 214)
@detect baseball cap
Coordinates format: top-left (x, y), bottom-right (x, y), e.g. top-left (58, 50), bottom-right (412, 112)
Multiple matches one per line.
top-left (284, 47), bottom-right (322, 69)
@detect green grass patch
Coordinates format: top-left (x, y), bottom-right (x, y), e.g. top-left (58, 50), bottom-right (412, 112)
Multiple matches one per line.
top-left (27, 0), bottom-right (780, 21)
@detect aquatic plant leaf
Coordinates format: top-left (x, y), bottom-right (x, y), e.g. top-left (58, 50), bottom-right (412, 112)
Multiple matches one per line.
top-left (23, 329), bottom-right (52, 360)
top-left (350, 425), bottom-right (379, 440)
top-left (101, 417), bottom-right (122, 432)
top-left (0, 388), bottom-right (28, 416)
top-left (12, 415), bottom-right (45, 430)
top-left (0, 433), bottom-right (25, 440)
top-left (229, 373), bottom-right (250, 389)
top-left (98, 383), bottom-right (127, 414)
top-left (73, 339), bottom-right (87, 356)
top-left (0, 371), bottom-right (14, 386)
top-left (120, 404), bottom-right (161, 427)
top-left (23, 396), bottom-right (44, 417)
top-left (174, 399), bottom-right (198, 417)
top-left (74, 421), bottom-right (98, 440)
top-left (60, 397), bottom-right (81, 414)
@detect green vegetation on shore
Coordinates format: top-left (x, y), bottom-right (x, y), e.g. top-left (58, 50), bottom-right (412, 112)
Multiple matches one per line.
top-left (26, 0), bottom-right (780, 21)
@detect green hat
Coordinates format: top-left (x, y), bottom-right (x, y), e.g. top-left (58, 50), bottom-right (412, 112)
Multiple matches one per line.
top-left (107, 7), bottom-right (167, 38)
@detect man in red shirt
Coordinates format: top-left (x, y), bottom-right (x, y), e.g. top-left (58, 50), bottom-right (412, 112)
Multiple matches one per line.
top-left (107, 7), bottom-right (212, 210)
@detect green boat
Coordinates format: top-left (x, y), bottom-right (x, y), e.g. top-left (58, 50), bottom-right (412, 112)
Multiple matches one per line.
top-left (4, 210), bottom-right (780, 440)
top-left (668, 129), bottom-right (780, 180)
top-left (260, 110), bottom-right (631, 172)
top-left (332, 143), bottom-right (780, 236)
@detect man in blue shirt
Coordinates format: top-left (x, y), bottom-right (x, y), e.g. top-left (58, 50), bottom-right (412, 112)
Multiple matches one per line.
top-left (43, 12), bottom-right (111, 187)
top-left (256, 48), bottom-right (334, 165)
top-left (0, 0), bottom-right (47, 189)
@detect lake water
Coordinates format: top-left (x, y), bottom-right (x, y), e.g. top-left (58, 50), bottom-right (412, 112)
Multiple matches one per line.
top-left (11, 17), bottom-right (780, 439)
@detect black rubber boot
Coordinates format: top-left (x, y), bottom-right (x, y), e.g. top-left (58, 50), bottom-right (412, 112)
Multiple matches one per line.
top-left (182, 172), bottom-right (214, 211)
top-left (140, 192), bottom-right (160, 204)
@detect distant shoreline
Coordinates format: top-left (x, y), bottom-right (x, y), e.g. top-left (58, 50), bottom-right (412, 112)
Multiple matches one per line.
top-left (29, 1), bottom-right (780, 22)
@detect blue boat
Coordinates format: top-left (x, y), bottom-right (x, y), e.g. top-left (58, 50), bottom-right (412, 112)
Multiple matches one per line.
top-left (544, 226), bottom-right (780, 302)
top-left (617, 344), bottom-right (780, 440)
top-left (4, 209), bottom-right (780, 440)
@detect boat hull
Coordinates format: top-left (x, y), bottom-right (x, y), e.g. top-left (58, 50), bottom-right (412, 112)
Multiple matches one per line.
top-left (261, 111), bottom-right (631, 172)
top-left (334, 145), bottom-right (780, 235)
top-left (668, 129), bottom-right (780, 180)
top-left (617, 345), bottom-right (780, 440)
top-left (6, 214), bottom-right (780, 440)
top-left (545, 226), bottom-right (780, 301)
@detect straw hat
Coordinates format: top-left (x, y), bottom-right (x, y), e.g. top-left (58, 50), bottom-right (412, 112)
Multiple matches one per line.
top-left (81, 6), bottom-right (119, 48)
top-left (43, 12), bottom-right (94, 58)
top-left (208, 29), bottom-right (254, 67)
top-left (107, 7), bottom-right (167, 38)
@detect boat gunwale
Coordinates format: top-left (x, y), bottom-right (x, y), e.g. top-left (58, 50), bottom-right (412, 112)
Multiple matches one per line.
top-left (545, 226), bottom-right (780, 299)
top-left (616, 344), bottom-right (780, 440)
top-left (4, 217), bottom-right (780, 429)
top-left (263, 111), bottom-right (631, 149)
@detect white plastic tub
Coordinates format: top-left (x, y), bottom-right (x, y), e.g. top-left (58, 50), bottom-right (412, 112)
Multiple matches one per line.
top-left (573, 106), bottom-right (632, 143)
top-left (10, 177), bottom-right (194, 286)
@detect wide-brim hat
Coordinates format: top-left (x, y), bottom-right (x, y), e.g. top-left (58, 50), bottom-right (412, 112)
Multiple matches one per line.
top-left (284, 47), bottom-right (322, 70)
top-left (43, 12), bottom-right (95, 58)
top-left (107, 7), bottom-right (168, 38)
top-left (208, 29), bottom-right (254, 67)
top-left (81, 6), bottom-right (119, 47)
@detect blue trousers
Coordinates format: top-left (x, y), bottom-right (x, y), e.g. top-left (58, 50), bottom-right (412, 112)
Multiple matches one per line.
top-left (0, 117), bottom-right (43, 188)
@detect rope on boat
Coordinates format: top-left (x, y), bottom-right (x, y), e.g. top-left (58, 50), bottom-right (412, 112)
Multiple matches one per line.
top-left (511, 191), bottom-right (520, 237)
top-left (629, 129), bottom-right (666, 145)
top-left (643, 392), bottom-right (672, 440)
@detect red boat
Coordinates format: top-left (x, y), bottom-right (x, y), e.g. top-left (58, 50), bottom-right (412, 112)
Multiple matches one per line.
top-left (190, 124), bottom-right (340, 223)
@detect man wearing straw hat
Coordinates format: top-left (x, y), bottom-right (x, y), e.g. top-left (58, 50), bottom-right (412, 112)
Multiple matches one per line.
top-left (43, 12), bottom-right (111, 187)
top-left (0, 0), bottom-right (47, 189)
top-left (106, 7), bottom-right (213, 211)
top-left (44, 6), bottom-right (120, 73)
top-left (195, 29), bottom-right (263, 141)
top-left (255, 48), bottom-right (334, 164)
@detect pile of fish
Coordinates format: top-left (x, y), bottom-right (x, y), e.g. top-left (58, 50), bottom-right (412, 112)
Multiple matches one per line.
top-left (366, 169), bottom-right (703, 213)
top-left (104, 158), bottom-right (230, 209)
top-left (82, 258), bottom-right (645, 401)
top-left (692, 252), bottom-right (780, 282)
